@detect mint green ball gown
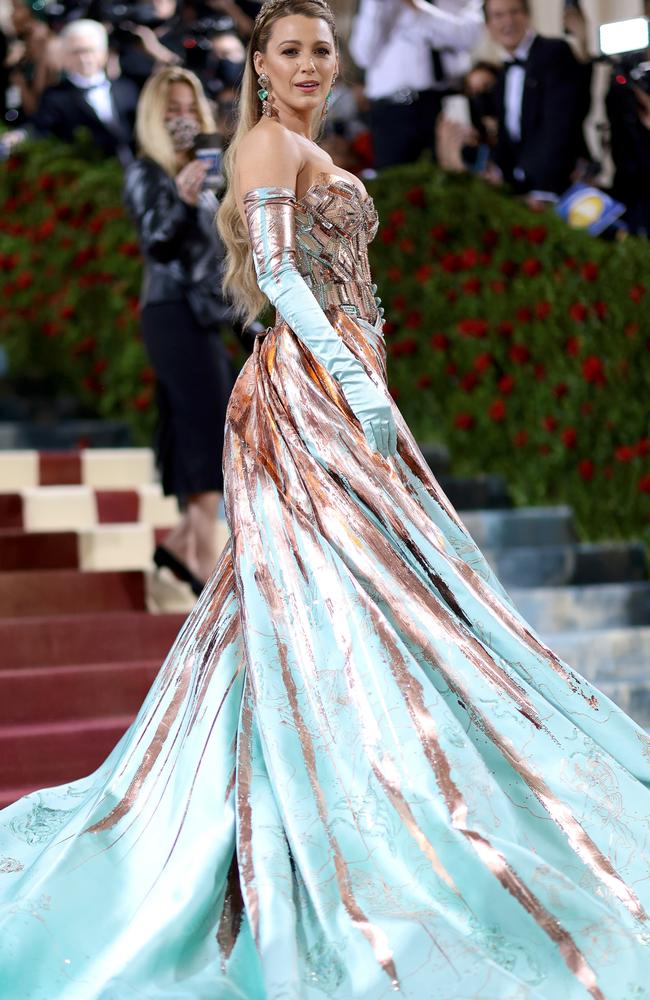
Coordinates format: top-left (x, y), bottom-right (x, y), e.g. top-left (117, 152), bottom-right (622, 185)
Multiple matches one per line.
top-left (1, 174), bottom-right (649, 999)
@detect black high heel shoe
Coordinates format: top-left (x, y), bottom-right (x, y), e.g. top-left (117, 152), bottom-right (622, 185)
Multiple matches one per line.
top-left (153, 545), bottom-right (205, 597)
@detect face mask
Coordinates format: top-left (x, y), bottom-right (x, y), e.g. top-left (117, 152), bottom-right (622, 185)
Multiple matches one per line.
top-left (165, 115), bottom-right (201, 152)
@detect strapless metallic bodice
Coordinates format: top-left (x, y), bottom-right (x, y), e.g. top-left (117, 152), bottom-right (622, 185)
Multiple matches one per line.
top-left (294, 173), bottom-right (381, 325)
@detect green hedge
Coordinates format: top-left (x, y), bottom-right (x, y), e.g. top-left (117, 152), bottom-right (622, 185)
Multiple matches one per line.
top-left (2, 142), bottom-right (650, 547)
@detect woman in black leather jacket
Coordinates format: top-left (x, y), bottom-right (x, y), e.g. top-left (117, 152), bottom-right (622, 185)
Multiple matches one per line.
top-left (124, 67), bottom-right (234, 596)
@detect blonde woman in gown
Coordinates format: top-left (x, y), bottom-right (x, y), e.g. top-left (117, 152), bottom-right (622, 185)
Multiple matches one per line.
top-left (1, 2), bottom-right (650, 997)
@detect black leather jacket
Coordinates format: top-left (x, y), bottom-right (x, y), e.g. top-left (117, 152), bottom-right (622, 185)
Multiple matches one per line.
top-left (123, 157), bottom-right (231, 328)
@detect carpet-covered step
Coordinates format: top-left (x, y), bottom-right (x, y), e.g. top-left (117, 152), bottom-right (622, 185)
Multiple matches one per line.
top-left (544, 627), bottom-right (650, 682)
top-left (485, 541), bottom-right (647, 588)
top-left (0, 660), bottom-right (159, 725)
top-left (463, 506), bottom-right (575, 550)
top-left (0, 448), bottom-right (154, 489)
top-left (0, 524), bottom-right (153, 571)
top-left (437, 474), bottom-right (512, 511)
top-left (511, 582), bottom-right (650, 634)
top-left (0, 715), bottom-right (133, 788)
top-left (0, 485), bottom-right (179, 531)
top-left (0, 569), bottom-right (147, 617)
top-left (0, 611), bottom-right (185, 670)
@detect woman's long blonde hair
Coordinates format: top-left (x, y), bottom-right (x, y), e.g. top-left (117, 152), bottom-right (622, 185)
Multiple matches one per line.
top-left (135, 67), bottom-right (217, 177)
top-left (217, 0), bottom-right (338, 325)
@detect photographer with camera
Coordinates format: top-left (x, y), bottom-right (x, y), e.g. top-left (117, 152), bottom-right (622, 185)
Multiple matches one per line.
top-left (31, 19), bottom-right (138, 163)
top-left (605, 1), bottom-right (650, 236)
top-left (123, 67), bottom-right (235, 596)
top-left (350, 0), bottom-right (484, 171)
top-left (111, 0), bottom-right (186, 87)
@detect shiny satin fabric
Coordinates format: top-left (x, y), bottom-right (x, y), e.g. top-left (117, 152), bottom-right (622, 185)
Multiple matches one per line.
top-left (2, 175), bottom-right (650, 999)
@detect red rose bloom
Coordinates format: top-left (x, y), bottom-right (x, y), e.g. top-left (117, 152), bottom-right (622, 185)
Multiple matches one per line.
top-left (497, 321), bottom-right (514, 338)
top-left (630, 283), bottom-right (646, 302)
top-left (459, 248), bottom-right (478, 269)
top-left (441, 253), bottom-right (460, 273)
top-left (460, 371), bottom-right (480, 393)
top-left (569, 302), bottom-right (588, 323)
top-left (566, 336), bottom-right (580, 356)
top-left (415, 264), bottom-right (433, 283)
top-left (542, 415), bottom-right (557, 432)
top-left (562, 427), bottom-right (578, 449)
top-left (553, 382), bottom-right (568, 398)
top-left (490, 280), bottom-right (507, 294)
top-left (513, 430), bottom-right (529, 447)
top-left (581, 262), bottom-right (599, 282)
top-left (473, 352), bottom-right (492, 372)
top-left (521, 257), bottom-right (542, 277)
top-left (637, 438), bottom-right (650, 457)
top-left (625, 322), bottom-right (639, 338)
top-left (380, 227), bottom-right (396, 246)
top-left (455, 412), bottom-right (475, 430)
top-left (404, 310), bottom-right (422, 329)
top-left (400, 238), bottom-right (415, 254)
top-left (638, 474), bottom-right (650, 494)
top-left (462, 277), bottom-right (482, 295)
top-left (430, 224), bottom-right (449, 242)
top-left (516, 306), bottom-right (533, 324)
top-left (389, 208), bottom-right (406, 227)
top-left (509, 343), bottom-right (530, 365)
top-left (500, 259), bottom-right (518, 277)
top-left (416, 373), bottom-right (432, 389)
top-left (615, 445), bottom-right (635, 463)
top-left (446, 289), bottom-right (458, 303)
top-left (498, 375), bottom-right (515, 394)
top-left (406, 186), bottom-right (426, 207)
top-left (458, 318), bottom-right (488, 338)
top-left (582, 355), bottom-right (606, 385)
top-left (387, 266), bottom-right (402, 282)
top-left (527, 225), bottom-right (548, 245)
top-left (430, 333), bottom-right (449, 352)
top-left (578, 459), bottom-right (595, 481)
top-left (535, 301), bottom-right (552, 319)
top-left (489, 398), bottom-right (507, 422)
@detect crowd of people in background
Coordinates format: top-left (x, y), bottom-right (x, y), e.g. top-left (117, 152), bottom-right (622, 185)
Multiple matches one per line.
top-left (1, 0), bottom-right (650, 234)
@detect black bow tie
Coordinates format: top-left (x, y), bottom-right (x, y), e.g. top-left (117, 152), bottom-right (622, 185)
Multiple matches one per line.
top-left (505, 57), bottom-right (528, 71)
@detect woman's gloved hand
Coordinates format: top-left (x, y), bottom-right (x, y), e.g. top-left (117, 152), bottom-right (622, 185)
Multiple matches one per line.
top-left (243, 186), bottom-right (397, 458)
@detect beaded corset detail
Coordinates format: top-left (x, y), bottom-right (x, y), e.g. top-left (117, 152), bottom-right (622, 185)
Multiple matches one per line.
top-left (295, 173), bottom-right (380, 325)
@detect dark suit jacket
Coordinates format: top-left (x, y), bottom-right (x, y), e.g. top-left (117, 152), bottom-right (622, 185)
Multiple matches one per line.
top-left (32, 76), bottom-right (139, 162)
top-left (493, 35), bottom-right (592, 195)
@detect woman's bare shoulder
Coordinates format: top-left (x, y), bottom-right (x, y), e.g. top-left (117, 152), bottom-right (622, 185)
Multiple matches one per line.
top-left (236, 121), bottom-right (303, 192)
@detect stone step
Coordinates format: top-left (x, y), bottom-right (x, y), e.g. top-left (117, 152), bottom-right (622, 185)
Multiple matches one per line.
top-left (0, 448), bottom-right (154, 489)
top-left (546, 627), bottom-right (650, 682)
top-left (0, 419), bottom-right (131, 451)
top-left (598, 676), bottom-right (650, 729)
top-left (0, 611), bottom-right (185, 670)
top-left (0, 715), bottom-right (132, 787)
top-left (485, 541), bottom-right (647, 588)
top-left (0, 661), bottom-right (159, 725)
top-left (0, 569), bottom-right (147, 617)
top-left (0, 485), bottom-right (179, 531)
top-left (512, 582), bottom-right (650, 633)
top-left (439, 474), bottom-right (512, 511)
top-left (463, 506), bottom-right (575, 549)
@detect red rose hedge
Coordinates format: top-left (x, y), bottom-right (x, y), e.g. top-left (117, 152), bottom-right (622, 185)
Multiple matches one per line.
top-left (2, 143), bottom-right (650, 550)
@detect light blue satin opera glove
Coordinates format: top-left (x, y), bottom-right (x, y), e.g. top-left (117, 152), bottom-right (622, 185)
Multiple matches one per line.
top-left (243, 186), bottom-right (397, 458)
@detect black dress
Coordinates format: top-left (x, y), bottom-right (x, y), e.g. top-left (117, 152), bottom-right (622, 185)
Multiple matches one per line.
top-left (124, 157), bottom-right (234, 497)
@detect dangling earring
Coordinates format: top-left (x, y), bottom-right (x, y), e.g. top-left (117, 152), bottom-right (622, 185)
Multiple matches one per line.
top-left (321, 74), bottom-right (337, 120)
top-left (257, 73), bottom-right (274, 118)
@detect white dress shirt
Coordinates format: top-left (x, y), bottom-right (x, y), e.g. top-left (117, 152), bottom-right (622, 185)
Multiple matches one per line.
top-left (67, 71), bottom-right (116, 126)
top-left (503, 30), bottom-right (536, 142)
top-left (350, 0), bottom-right (484, 100)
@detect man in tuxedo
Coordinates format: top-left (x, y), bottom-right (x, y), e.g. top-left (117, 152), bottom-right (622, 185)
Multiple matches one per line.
top-left (350, 0), bottom-right (484, 170)
top-left (32, 19), bottom-right (138, 164)
top-left (485, 0), bottom-right (591, 201)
